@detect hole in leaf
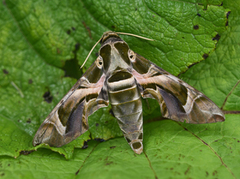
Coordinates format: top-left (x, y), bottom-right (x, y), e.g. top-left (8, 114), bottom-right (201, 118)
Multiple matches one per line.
top-left (212, 34), bottom-right (220, 41)
top-left (43, 91), bottom-right (53, 103)
top-left (193, 25), bottom-right (199, 30)
top-left (203, 53), bottom-right (209, 59)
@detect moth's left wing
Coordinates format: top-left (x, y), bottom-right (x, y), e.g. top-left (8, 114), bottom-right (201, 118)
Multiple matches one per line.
top-left (131, 53), bottom-right (225, 124)
top-left (33, 62), bottom-right (108, 147)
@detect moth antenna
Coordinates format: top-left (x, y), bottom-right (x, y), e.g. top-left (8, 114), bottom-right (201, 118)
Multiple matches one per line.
top-left (116, 32), bottom-right (154, 41)
top-left (80, 32), bottom-right (154, 69)
top-left (80, 36), bottom-right (102, 69)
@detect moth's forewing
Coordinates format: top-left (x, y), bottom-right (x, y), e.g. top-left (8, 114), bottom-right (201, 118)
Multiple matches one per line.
top-left (33, 61), bottom-right (108, 147)
top-left (131, 53), bottom-right (225, 124)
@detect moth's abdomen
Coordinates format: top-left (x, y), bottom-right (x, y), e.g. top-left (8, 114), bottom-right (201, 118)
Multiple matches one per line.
top-left (107, 71), bottom-right (143, 154)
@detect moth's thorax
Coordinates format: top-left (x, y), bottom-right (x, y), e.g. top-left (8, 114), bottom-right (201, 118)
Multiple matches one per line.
top-left (100, 37), bottom-right (131, 73)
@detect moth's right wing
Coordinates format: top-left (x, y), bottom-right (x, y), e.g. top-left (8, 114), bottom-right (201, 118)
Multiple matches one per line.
top-left (131, 53), bottom-right (225, 124)
top-left (33, 62), bottom-right (108, 147)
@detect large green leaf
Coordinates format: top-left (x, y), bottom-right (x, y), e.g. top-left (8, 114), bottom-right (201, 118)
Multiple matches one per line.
top-left (0, 0), bottom-right (239, 178)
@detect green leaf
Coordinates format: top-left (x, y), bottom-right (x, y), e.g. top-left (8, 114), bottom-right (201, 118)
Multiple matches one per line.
top-left (0, 0), bottom-right (239, 178)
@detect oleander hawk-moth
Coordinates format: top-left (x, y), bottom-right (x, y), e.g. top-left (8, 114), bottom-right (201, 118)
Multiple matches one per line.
top-left (33, 31), bottom-right (225, 154)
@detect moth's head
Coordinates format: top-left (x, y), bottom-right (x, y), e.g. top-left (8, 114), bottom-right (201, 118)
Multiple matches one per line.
top-left (100, 31), bottom-right (123, 46)
top-left (80, 31), bottom-right (152, 70)
top-left (98, 32), bottom-right (135, 73)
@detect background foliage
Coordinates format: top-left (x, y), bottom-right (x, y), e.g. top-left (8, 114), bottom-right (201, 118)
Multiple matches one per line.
top-left (0, 0), bottom-right (239, 178)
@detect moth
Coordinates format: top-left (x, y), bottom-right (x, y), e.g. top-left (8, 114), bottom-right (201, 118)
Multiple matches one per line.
top-left (33, 31), bottom-right (225, 154)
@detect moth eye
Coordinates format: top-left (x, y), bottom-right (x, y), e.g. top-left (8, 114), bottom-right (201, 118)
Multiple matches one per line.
top-left (96, 56), bottom-right (103, 69)
top-left (128, 50), bottom-right (136, 62)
